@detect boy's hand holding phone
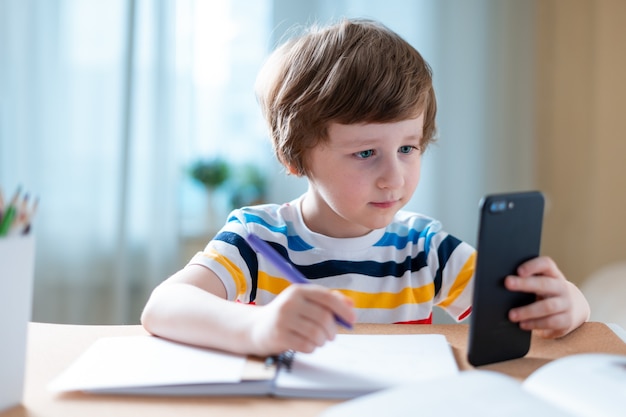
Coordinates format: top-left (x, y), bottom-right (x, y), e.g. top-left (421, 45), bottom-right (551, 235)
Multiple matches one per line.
top-left (506, 256), bottom-right (591, 339)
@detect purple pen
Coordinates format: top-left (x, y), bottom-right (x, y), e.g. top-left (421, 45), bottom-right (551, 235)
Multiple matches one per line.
top-left (245, 233), bottom-right (353, 330)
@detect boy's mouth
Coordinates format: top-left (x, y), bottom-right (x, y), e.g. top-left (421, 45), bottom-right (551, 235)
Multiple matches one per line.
top-left (370, 200), bottom-right (398, 209)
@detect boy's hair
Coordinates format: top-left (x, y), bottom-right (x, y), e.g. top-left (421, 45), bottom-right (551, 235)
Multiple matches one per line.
top-left (256, 18), bottom-right (437, 176)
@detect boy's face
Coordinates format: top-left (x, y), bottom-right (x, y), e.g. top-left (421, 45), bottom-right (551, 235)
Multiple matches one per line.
top-left (301, 115), bottom-right (424, 238)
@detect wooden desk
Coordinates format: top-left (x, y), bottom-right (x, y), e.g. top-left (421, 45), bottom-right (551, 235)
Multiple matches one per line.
top-left (2, 322), bottom-right (626, 417)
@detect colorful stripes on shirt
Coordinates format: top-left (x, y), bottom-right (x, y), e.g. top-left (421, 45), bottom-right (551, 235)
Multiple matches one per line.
top-left (189, 198), bottom-right (476, 324)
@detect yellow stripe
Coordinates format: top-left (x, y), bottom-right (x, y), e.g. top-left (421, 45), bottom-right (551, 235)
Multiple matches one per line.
top-left (258, 271), bottom-right (291, 294)
top-left (257, 273), bottom-right (434, 310)
top-left (201, 249), bottom-right (247, 296)
top-left (340, 284), bottom-right (435, 310)
top-left (437, 251), bottom-right (476, 308)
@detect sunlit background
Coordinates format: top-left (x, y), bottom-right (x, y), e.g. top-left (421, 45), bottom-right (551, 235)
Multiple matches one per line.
top-left (2, 0), bottom-right (625, 327)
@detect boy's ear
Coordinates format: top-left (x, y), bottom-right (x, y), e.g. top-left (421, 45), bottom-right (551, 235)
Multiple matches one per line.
top-left (285, 164), bottom-right (301, 176)
top-left (279, 156), bottom-right (301, 176)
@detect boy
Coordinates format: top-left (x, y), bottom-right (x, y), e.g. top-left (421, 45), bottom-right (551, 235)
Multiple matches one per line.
top-left (142, 19), bottom-right (590, 356)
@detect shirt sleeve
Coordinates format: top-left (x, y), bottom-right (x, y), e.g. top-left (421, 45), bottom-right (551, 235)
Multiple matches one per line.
top-left (430, 232), bottom-right (476, 322)
top-left (187, 210), bottom-right (257, 302)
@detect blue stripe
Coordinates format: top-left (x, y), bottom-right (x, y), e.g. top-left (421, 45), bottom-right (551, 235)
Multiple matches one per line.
top-left (433, 234), bottom-right (462, 296)
top-left (422, 226), bottom-right (435, 257)
top-left (299, 252), bottom-right (428, 280)
top-left (374, 223), bottom-right (438, 255)
top-left (242, 212), bottom-right (287, 233)
top-left (286, 234), bottom-right (313, 251)
top-left (222, 230), bottom-right (430, 281)
top-left (228, 213), bottom-right (313, 252)
top-left (374, 228), bottom-right (421, 249)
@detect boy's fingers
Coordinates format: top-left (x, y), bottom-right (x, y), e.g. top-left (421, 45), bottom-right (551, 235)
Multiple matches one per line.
top-left (330, 290), bottom-right (356, 324)
top-left (302, 286), bottom-right (356, 326)
top-left (517, 256), bottom-right (563, 279)
top-left (517, 314), bottom-right (571, 339)
top-left (289, 315), bottom-right (334, 348)
top-left (509, 296), bottom-right (567, 322)
top-left (505, 275), bottom-right (561, 296)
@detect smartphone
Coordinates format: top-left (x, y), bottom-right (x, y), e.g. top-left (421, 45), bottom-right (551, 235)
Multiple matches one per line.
top-left (467, 191), bottom-right (545, 366)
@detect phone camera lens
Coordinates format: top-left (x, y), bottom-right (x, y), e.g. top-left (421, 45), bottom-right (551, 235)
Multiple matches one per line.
top-left (489, 201), bottom-right (507, 213)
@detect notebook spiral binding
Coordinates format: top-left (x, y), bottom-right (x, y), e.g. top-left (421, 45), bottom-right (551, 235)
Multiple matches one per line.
top-left (265, 350), bottom-right (296, 372)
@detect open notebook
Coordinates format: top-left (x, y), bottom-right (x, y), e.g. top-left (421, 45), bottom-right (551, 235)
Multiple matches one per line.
top-left (48, 334), bottom-right (458, 399)
top-left (320, 353), bottom-right (626, 417)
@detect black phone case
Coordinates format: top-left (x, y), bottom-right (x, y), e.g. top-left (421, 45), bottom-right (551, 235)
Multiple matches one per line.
top-left (467, 191), bottom-right (545, 366)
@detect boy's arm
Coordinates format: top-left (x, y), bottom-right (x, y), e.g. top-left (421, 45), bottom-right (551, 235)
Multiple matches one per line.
top-left (141, 264), bottom-right (355, 356)
top-left (505, 256), bottom-right (591, 339)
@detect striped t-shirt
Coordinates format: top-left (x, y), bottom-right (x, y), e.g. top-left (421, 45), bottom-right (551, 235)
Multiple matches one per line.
top-left (189, 196), bottom-right (476, 324)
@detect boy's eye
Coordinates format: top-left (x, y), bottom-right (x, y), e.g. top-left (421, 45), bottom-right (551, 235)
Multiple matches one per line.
top-left (355, 149), bottom-right (375, 159)
top-left (399, 145), bottom-right (418, 154)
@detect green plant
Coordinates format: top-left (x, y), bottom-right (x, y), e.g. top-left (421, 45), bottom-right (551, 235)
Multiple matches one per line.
top-left (228, 163), bottom-right (268, 208)
top-left (189, 158), bottom-right (230, 190)
top-left (188, 158), bottom-right (268, 209)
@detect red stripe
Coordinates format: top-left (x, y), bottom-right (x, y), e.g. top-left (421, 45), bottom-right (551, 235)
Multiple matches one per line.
top-left (458, 306), bottom-right (472, 321)
top-left (236, 300), bottom-right (256, 305)
top-left (394, 313), bottom-right (433, 325)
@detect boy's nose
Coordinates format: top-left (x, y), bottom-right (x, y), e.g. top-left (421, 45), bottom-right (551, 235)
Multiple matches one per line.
top-left (376, 158), bottom-right (405, 190)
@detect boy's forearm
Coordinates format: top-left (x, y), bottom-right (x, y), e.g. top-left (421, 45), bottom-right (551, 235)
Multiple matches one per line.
top-left (141, 283), bottom-right (258, 355)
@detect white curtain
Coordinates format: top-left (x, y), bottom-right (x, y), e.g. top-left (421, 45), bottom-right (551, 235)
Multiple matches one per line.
top-left (0, 0), bottom-right (271, 324)
top-left (0, 0), bottom-right (535, 324)
top-left (0, 0), bottom-right (180, 324)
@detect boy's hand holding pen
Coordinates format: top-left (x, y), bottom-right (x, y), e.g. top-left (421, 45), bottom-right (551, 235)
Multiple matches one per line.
top-left (0, 186), bottom-right (39, 237)
top-left (246, 233), bottom-right (354, 330)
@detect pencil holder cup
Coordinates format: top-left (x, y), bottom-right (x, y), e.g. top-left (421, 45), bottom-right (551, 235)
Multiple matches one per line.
top-left (0, 235), bottom-right (35, 412)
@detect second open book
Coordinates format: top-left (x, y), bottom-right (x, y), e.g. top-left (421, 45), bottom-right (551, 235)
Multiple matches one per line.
top-left (321, 352), bottom-right (626, 417)
top-left (48, 333), bottom-right (458, 399)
